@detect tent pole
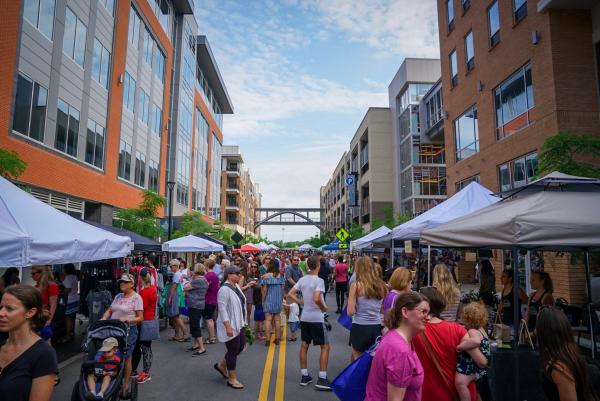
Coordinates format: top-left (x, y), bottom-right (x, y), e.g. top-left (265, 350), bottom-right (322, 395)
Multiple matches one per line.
top-left (391, 240), bottom-right (395, 270)
top-left (427, 245), bottom-right (432, 287)
top-left (584, 250), bottom-right (596, 359)
top-left (512, 247), bottom-right (520, 401)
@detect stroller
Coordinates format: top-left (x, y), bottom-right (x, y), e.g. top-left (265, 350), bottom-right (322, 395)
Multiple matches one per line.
top-left (71, 320), bottom-right (138, 401)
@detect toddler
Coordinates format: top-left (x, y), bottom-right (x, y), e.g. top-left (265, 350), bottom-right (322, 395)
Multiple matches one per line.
top-left (455, 302), bottom-right (490, 401)
top-left (87, 337), bottom-right (121, 399)
top-left (253, 285), bottom-right (265, 340)
top-left (287, 301), bottom-right (300, 341)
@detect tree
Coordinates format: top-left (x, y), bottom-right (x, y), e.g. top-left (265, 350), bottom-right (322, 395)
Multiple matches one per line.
top-left (172, 211), bottom-right (212, 239)
top-left (371, 206), bottom-right (412, 231)
top-left (114, 189), bottom-right (165, 239)
top-left (538, 132), bottom-right (600, 178)
top-left (0, 148), bottom-right (27, 179)
top-left (347, 222), bottom-right (365, 242)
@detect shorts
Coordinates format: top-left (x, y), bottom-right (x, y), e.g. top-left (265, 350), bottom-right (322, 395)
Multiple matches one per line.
top-left (300, 321), bottom-right (329, 346)
top-left (289, 321), bottom-right (299, 332)
top-left (203, 304), bottom-right (216, 320)
top-left (349, 323), bottom-right (382, 352)
top-left (254, 306), bottom-right (265, 322)
top-left (125, 325), bottom-right (138, 358)
top-left (65, 301), bottom-right (79, 316)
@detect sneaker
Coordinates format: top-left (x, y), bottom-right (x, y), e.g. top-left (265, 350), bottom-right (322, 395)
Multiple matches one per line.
top-left (130, 370), bottom-right (139, 378)
top-left (300, 375), bottom-right (313, 387)
top-left (315, 377), bottom-right (332, 391)
top-left (136, 372), bottom-right (151, 383)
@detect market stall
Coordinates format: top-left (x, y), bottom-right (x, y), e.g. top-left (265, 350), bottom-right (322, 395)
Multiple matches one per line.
top-left (161, 235), bottom-right (224, 253)
top-left (350, 225), bottom-right (391, 250)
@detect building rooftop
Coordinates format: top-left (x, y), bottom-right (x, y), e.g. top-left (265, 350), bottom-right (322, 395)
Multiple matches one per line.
top-left (196, 35), bottom-right (234, 114)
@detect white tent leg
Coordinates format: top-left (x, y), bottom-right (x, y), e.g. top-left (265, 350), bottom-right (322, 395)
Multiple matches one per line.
top-left (427, 245), bottom-right (432, 286)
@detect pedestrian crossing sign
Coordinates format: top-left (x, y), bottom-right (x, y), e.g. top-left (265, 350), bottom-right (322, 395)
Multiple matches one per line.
top-left (336, 228), bottom-right (349, 242)
top-left (338, 243), bottom-right (348, 249)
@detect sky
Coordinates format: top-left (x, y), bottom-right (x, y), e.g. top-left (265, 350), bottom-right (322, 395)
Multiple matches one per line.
top-left (193, 0), bottom-right (440, 242)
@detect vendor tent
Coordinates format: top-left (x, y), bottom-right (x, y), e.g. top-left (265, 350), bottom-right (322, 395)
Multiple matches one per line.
top-left (269, 244), bottom-right (279, 250)
top-left (85, 221), bottom-right (161, 252)
top-left (298, 244), bottom-right (315, 251)
top-left (322, 239), bottom-right (348, 251)
top-left (0, 176), bottom-right (131, 267)
top-left (162, 235), bottom-right (223, 252)
top-left (240, 243), bottom-right (261, 253)
top-left (257, 242), bottom-right (270, 251)
top-left (195, 233), bottom-right (229, 252)
top-left (350, 226), bottom-right (391, 250)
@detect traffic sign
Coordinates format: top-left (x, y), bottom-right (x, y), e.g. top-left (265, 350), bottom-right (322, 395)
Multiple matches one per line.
top-left (336, 228), bottom-right (349, 242)
top-left (338, 243), bottom-right (348, 249)
top-left (345, 176), bottom-right (354, 186)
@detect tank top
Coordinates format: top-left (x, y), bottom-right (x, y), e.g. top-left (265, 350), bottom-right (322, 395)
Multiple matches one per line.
top-left (527, 291), bottom-right (547, 331)
top-left (354, 296), bottom-right (383, 325)
top-left (501, 287), bottom-right (521, 325)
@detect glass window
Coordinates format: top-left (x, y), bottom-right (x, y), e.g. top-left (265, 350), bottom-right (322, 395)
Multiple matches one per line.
top-left (514, 0), bottom-right (527, 22)
top-left (465, 31), bottom-right (474, 70)
top-left (118, 140), bottom-right (132, 179)
top-left (495, 64), bottom-right (535, 139)
top-left (526, 153), bottom-right (538, 181)
top-left (23, 0), bottom-right (55, 39)
top-left (12, 74), bottom-right (33, 136)
top-left (138, 88), bottom-right (149, 124)
top-left (499, 164), bottom-right (511, 192)
top-left (498, 152), bottom-right (538, 191)
top-left (85, 119), bottom-right (104, 168)
top-left (154, 48), bottom-right (165, 82)
top-left (150, 103), bottom-right (162, 135)
top-left (455, 175), bottom-right (480, 192)
top-left (66, 106), bottom-right (79, 157)
top-left (447, 0), bottom-right (454, 29)
top-left (148, 160), bottom-right (159, 192)
top-left (30, 83), bottom-right (47, 142)
top-left (128, 6), bottom-right (140, 48)
top-left (454, 105), bottom-right (479, 161)
top-left (92, 39), bottom-right (110, 88)
top-left (488, 1), bottom-right (500, 47)
top-left (74, 17), bottom-right (86, 67)
top-left (134, 152), bottom-right (146, 187)
top-left (143, 28), bottom-right (153, 65)
top-left (122, 72), bottom-right (136, 112)
top-left (450, 50), bottom-right (458, 87)
top-left (54, 99), bottom-right (78, 156)
top-left (63, 7), bottom-right (86, 68)
top-left (100, 0), bottom-right (114, 15)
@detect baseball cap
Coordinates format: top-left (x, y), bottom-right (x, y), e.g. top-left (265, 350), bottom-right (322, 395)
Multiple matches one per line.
top-left (118, 273), bottom-right (134, 283)
top-left (99, 337), bottom-right (119, 352)
top-left (139, 267), bottom-right (150, 278)
top-left (169, 259), bottom-right (180, 267)
top-left (224, 265), bottom-right (241, 277)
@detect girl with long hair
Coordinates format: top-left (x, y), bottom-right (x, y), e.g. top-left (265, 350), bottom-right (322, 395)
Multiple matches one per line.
top-left (133, 268), bottom-right (159, 383)
top-left (347, 256), bottom-right (388, 360)
top-left (537, 307), bottom-right (599, 401)
top-left (383, 267), bottom-right (413, 322)
top-left (30, 266), bottom-right (58, 344)
top-left (432, 264), bottom-right (461, 322)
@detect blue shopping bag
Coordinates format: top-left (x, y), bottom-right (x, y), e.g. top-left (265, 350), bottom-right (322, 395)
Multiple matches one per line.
top-left (337, 306), bottom-right (353, 330)
top-left (331, 339), bottom-right (380, 401)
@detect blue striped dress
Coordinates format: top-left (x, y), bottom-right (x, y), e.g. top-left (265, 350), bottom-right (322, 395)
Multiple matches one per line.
top-left (261, 276), bottom-right (286, 314)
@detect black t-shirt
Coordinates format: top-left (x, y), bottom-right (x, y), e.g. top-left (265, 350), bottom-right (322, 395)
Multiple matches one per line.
top-left (318, 261), bottom-right (330, 284)
top-left (0, 339), bottom-right (58, 401)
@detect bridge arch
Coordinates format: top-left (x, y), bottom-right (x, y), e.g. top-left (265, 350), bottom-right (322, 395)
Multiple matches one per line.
top-left (253, 208), bottom-right (323, 231)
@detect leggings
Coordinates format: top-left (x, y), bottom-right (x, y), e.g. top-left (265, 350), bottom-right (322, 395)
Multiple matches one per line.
top-left (132, 340), bottom-right (153, 373)
top-left (335, 282), bottom-right (348, 310)
top-left (224, 331), bottom-right (246, 371)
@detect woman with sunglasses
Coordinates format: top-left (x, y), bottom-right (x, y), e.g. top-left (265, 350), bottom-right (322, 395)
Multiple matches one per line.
top-left (244, 263), bottom-right (260, 323)
top-left (30, 266), bottom-right (58, 345)
top-left (365, 291), bottom-right (429, 401)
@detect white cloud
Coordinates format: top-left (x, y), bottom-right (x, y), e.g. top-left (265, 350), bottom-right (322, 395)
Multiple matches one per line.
top-left (306, 0), bottom-right (440, 58)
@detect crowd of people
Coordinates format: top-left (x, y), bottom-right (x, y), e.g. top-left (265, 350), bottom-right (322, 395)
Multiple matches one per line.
top-left (0, 250), bottom-right (598, 401)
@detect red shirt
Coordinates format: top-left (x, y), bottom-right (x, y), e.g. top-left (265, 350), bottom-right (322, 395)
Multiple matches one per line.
top-left (36, 282), bottom-right (59, 310)
top-left (335, 263), bottom-right (349, 283)
top-left (412, 321), bottom-right (476, 401)
top-left (139, 286), bottom-right (158, 321)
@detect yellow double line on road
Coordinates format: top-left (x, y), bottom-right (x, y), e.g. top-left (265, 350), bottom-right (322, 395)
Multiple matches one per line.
top-left (258, 325), bottom-right (287, 401)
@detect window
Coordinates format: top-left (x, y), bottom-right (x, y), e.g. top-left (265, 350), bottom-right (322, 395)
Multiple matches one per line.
top-left (455, 175), bottom-right (480, 192)
top-left (128, 6), bottom-right (141, 48)
top-left (425, 89), bottom-right (443, 129)
top-left (99, 0), bottom-right (114, 15)
top-left (413, 167), bottom-right (447, 196)
top-left (495, 63), bottom-right (535, 140)
top-left (12, 73), bottom-right (47, 142)
top-left (465, 31), bottom-right (474, 71)
top-left (92, 39), bottom-right (110, 88)
top-left (24, 0), bottom-right (55, 39)
top-left (450, 50), bottom-right (458, 87)
top-left (138, 88), bottom-right (149, 124)
top-left (134, 152), bottom-right (146, 187)
top-left (118, 140), bottom-right (132, 180)
top-left (143, 28), bottom-right (153, 65)
top-left (54, 99), bottom-right (79, 157)
top-left (85, 119), bottom-right (105, 168)
top-left (498, 152), bottom-right (538, 191)
top-left (488, 1), bottom-right (500, 48)
top-left (514, 0), bottom-right (527, 23)
top-left (176, 137), bottom-right (191, 206)
top-left (148, 161), bottom-right (159, 192)
top-left (154, 48), bottom-right (165, 82)
top-left (150, 103), bottom-right (162, 135)
top-left (63, 7), bottom-right (86, 67)
top-left (122, 72), bottom-right (136, 112)
top-left (447, 0), bottom-right (454, 31)
top-left (454, 105), bottom-right (479, 161)
top-left (462, 0), bottom-right (470, 12)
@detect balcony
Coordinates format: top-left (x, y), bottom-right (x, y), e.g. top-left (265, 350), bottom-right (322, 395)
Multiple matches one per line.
top-left (538, 0), bottom-right (597, 12)
top-left (226, 184), bottom-right (239, 194)
top-left (226, 202), bottom-right (239, 211)
top-left (226, 164), bottom-right (240, 177)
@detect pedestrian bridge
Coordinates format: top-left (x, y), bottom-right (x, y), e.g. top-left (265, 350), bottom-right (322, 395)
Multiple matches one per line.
top-left (253, 208), bottom-right (324, 231)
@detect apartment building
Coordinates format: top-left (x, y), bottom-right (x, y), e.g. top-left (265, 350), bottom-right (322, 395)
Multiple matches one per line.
top-left (321, 107), bottom-right (394, 235)
top-left (220, 145), bottom-right (261, 237)
top-left (388, 58), bottom-right (446, 217)
top-left (1, 0), bottom-right (231, 226)
top-left (437, 0), bottom-right (600, 195)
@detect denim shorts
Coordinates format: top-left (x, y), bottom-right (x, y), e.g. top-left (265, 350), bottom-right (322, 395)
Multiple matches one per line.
top-left (125, 325), bottom-right (138, 358)
top-left (288, 321), bottom-right (299, 332)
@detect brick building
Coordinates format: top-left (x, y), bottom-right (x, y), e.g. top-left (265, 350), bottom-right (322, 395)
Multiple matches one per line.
top-left (0, 0), bottom-right (231, 226)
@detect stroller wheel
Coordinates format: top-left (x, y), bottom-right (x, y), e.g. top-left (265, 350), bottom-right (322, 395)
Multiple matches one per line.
top-left (70, 381), bottom-right (80, 401)
top-left (129, 378), bottom-right (138, 401)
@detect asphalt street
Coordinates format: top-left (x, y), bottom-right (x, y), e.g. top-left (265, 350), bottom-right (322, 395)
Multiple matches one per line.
top-left (52, 310), bottom-right (351, 401)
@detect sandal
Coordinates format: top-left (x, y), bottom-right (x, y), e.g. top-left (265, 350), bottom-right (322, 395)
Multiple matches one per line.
top-left (204, 337), bottom-right (216, 344)
top-left (177, 337), bottom-right (189, 342)
top-left (168, 336), bottom-right (183, 341)
top-left (214, 363), bottom-right (228, 379)
top-left (227, 381), bottom-right (244, 389)
top-left (287, 337), bottom-right (297, 342)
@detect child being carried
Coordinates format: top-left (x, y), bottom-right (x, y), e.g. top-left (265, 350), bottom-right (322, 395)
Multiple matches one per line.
top-left (87, 337), bottom-right (122, 400)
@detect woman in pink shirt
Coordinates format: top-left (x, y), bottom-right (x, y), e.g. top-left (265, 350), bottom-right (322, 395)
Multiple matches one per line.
top-left (334, 255), bottom-right (349, 313)
top-left (365, 291), bottom-right (430, 401)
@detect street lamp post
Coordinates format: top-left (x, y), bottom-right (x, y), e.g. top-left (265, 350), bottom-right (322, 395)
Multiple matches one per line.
top-left (167, 181), bottom-right (176, 240)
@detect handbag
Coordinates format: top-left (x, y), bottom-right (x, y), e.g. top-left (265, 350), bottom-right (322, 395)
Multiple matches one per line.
top-left (337, 306), bottom-right (353, 331)
top-left (139, 319), bottom-right (160, 341)
top-left (419, 333), bottom-right (460, 401)
top-left (492, 312), bottom-right (511, 343)
top-left (331, 339), bottom-right (380, 401)
top-left (518, 318), bottom-right (534, 349)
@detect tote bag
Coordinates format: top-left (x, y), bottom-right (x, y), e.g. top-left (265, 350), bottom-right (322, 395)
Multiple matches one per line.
top-left (331, 339), bottom-right (379, 401)
top-left (139, 319), bottom-right (160, 341)
top-left (337, 306), bottom-right (353, 331)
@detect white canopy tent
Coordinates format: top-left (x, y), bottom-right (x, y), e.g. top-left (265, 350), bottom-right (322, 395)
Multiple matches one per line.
top-left (0, 176), bottom-right (131, 267)
top-left (269, 244), bottom-right (279, 250)
top-left (256, 242), bottom-right (270, 251)
top-left (298, 244), bottom-right (315, 251)
top-left (350, 225), bottom-right (391, 250)
top-left (162, 235), bottom-right (223, 252)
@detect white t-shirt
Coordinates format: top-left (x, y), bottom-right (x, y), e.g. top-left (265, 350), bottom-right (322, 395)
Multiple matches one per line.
top-left (62, 274), bottom-right (79, 303)
top-left (172, 271), bottom-right (183, 285)
top-left (293, 275), bottom-right (326, 323)
top-left (110, 293), bottom-right (143, 322)
top-left (288, 303), bottom-right (300, 322)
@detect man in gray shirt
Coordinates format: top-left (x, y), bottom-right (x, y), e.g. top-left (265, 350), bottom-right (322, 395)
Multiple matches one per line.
top-left (285, 256), bottom-right (304, 292)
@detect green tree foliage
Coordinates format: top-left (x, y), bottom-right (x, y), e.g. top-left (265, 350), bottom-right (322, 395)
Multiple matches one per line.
top-left (0, 148), bottom-right (27, 179)
top-left (347, 222), bottom-right (365, 241)
top-left (538, 132), bottom-right (600, 178)
top-left (371, 206), bottom-right (412, 231)
top-left (114, 189), bottom-right (165, 239)
top-left (172, 211), bottom-right (212, 239)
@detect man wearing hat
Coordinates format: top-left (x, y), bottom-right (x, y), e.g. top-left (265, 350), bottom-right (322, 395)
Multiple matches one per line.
top-left (86, 337), bottom-right (121, 398)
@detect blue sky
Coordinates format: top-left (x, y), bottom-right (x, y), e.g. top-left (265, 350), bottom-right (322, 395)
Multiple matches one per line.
top-left (194, 0), bottom-right (440, 241)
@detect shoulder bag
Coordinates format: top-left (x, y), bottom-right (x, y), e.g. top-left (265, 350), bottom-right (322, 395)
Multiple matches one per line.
top-left (331, 338), bottom-right (380, 401)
